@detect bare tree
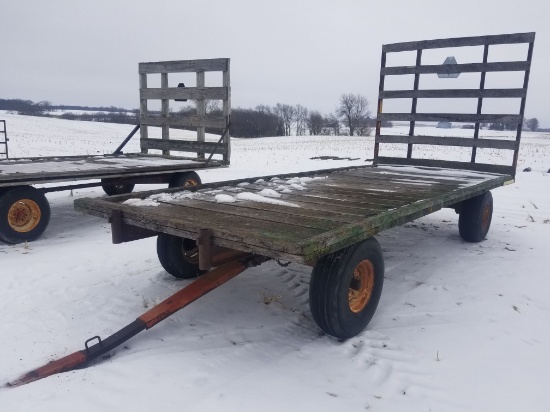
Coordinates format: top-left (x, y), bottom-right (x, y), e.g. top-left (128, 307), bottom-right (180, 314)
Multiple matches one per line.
top-left (204, 100), bottom-right (221, 114)
top-left (336, 93), bottom-right (370, 136)
top-left (323, 114), bottom-right (340, 136)
top-left (255, 104), bottom-right (273, 114)
top-left (526, 117), bottom-right (539, 132)
top-left (307, 111), bottom-right (324, 135)
top-left (274, 103), bottom-right (296, 136)
top-left (295, 104), bottom-right (309, 136)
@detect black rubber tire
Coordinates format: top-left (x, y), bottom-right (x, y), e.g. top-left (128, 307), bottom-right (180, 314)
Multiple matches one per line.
top-left (458, 191), bottom-right (493, 242)
top-left (168, 171), bottom-right (201, 188)
top-left (101, 180), bottom-right (135, 196)
top-left (0, 186), bottom-right (51, 244)
top-left (309, 237), bottom-right (384, 339)
top-left (156, 233), bottom-right (205, 279)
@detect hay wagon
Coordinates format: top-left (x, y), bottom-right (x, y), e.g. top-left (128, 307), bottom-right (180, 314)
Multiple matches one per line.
top-left (0, 58), bottom-right (231, 244)
top-left (75, 32), bottom-right (535, 339)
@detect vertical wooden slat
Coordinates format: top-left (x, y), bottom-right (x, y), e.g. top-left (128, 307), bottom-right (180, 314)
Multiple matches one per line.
top-left (512, 40), bottom-right (535, 175)
top-left (471, 44), bottom-right (489, 163)
top-left (139, 73), bottom-right (148, 154)
top-left (161, 72), bottom-right (170, 156)
top-left (196, 71), bottom-right (206, 159)
top-left (407, 49), bottom-right (422, 159)
top-left (374, 51), bottom-right (386, 163)
top-left (222, 61), bottom-right (231, 165)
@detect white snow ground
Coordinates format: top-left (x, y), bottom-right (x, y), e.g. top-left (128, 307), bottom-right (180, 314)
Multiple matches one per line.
top-left (0, 112), bottom-right (549, 411)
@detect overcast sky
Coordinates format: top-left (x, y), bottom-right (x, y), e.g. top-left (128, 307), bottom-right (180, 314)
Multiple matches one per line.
top-left (1, 0), bottom-right (549, 125)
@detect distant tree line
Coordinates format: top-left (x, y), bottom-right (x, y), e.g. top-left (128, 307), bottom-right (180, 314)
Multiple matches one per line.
top-left (14, 97), bottom-right (543, 137)
top-left (173, 93), bottom-right (384, 138)
top-left (0, 99), bottom-right (137, 124)
top-left (487, 117), bottom-right (539, 132)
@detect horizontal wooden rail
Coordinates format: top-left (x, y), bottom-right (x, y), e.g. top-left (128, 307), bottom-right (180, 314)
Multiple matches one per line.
top-left (140, 87), bottom-right (228, 101)
top-left (139, 59), bottom-right (228, 74)
top-left (376, 157), bottom-right (515, 176)
top-left (141, 115), bottom-right (227, 129)
top-left (383, 32), bottom-right (535, 53)
top-left (381, 61), bottom-right (530, 76)
top-left (379, 113), bottom-right (522, 124)
top-left (140, 138), bottom-right (228, 154)
top-left (379, 88), bottom-right (526, 99)
top-left (376, 135), bottom-right (518, 150)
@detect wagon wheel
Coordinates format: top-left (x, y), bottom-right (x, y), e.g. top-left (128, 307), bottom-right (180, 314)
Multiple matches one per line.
top-left (101, 179), bottom-right (135, 196)
top-left (0, 186), bottom-right (51, 244)
top-left (168, 171), bottom-right (201, 188)
top-left (309, 237), bottom-right (384, 339)
top-left (157, 233), bottom-right (205, 279)
top-left (458, 191), bottom-right (493, 242)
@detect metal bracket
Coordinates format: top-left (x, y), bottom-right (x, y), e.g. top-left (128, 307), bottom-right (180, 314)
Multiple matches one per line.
top-left (109, 209), bottom-right (158, 244)
top-left (85, 336), bottom-right (102, 351)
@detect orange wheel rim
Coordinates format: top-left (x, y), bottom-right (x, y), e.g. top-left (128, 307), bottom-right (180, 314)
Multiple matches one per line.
top-left (348, 259), bottom-right (375, 313)
top-left (8, 199), bottom-right (42, 233)
top-left (184, 178), bottom-right (199, 187)
top-left (182, 245), bottom-right (199, 264)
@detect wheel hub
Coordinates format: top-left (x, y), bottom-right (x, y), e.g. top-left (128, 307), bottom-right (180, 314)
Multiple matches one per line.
top-left (8, 199), bottom-right (42, 233)
top-left (348, 259), bottom-right (375, 313)
top-left (184, 178), bottom-right (199, 187)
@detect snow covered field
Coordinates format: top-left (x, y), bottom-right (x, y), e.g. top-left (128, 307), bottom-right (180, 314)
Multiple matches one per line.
top-left (1, 113), bottom-right (549, 411)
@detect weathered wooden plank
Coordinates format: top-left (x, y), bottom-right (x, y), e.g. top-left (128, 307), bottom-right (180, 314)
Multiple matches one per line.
top-left (75, 198), bottom-right (306, 264)
top-left (321, 173), bottom-right (463, 193)
top-left (239, 182), bottom-right (411, 209)
top-left (375, 157), bottom-right (515, 176)
top-left (139, 73), bottom-right (148, 154)
top-left (76, 198), bottom-right (321, 255)
top-left (160, 73), bottom-right (169, 156)
top-left (187, 196), bottom-right (360, 223)
top-left (160, 198), bottom-right (344, 231)
top-left (222, 63), bottom-right (231, 165)
top-left (299, 175), bottom-right (510, 262)
top-left (376, 135), bottom-right (518, 150)
top-left (379, 88), bottom-right (527, 99)
top-left (513, 40), bottom-right (535, 174)
top-left (354, 164), bottom-right (492, 181)
top-left (313, 179), bottom-right (450, 203)
top-left (379, 113), bottom-right (522, 124)
top-left (140, 87), bottom-right (228, 101)
top-left (215, 187), bottom-right (392, 215)
top-left (141, 115), bottom-right (226, 129)
top-left (471, 44), bottom-right (490, 164)
top-left (383, 32), bottom-right (535, 52)
top-left (337, 167), bottom-right (474, 184)
top-left (139, 59), bottom-right (228, 74)
top-left (381, 61), bottom-right (530, 76)
top-left (197, 72), bottom-right (206, 159)
top-left (140, 138), bottom-right (228, 155)
top-left (305, 172), bottom-right (464, 195)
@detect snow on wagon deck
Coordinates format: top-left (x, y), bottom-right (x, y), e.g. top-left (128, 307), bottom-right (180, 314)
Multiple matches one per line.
top-left (74, 165), bottom-right (512, 264)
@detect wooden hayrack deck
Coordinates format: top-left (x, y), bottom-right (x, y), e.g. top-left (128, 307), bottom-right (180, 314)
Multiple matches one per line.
top-left (74, 165), bottom-right (511, 264)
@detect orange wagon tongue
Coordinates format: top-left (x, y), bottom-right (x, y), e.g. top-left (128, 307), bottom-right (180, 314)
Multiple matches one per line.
top-left (6, 259), bottom-right (250, 388)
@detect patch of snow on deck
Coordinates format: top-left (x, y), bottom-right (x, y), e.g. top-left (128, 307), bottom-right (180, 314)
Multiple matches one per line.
top-left (215, 194), bottom-right (237, 203)
top-left (259, 188), bottom-right (281, 198)
top-left (123, 198), bottom-right (160, 207)
top-left (236, 192), bottom-right (300, 207)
